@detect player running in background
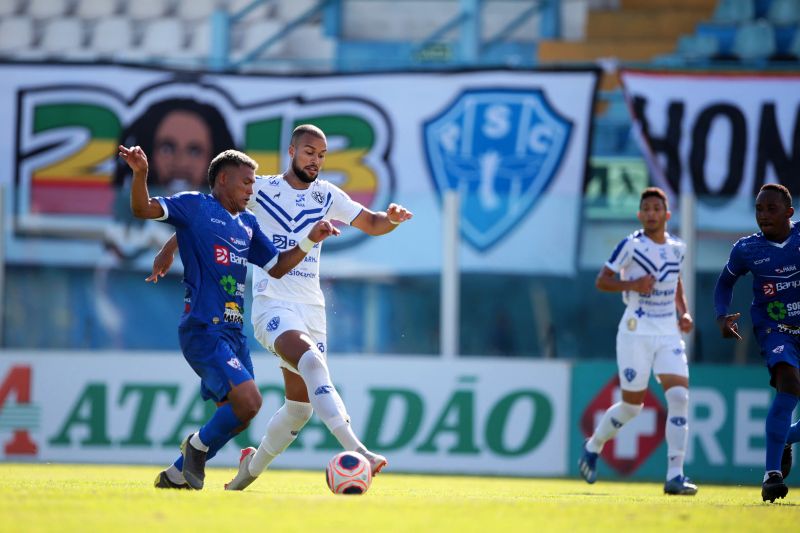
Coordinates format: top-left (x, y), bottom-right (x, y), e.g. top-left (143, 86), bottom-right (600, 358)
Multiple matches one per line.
top-left (119, 145), bottom-right (339, 490)
top-left (578, 187), bottom-right (697, 496)
top-left (714, 183), bottom-right (800, 503)
top-left (150, 125), bottom-right (412, 490)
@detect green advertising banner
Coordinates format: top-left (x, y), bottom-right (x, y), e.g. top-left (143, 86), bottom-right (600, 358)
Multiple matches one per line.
top-left (570, 361), bottom-right (791, 485)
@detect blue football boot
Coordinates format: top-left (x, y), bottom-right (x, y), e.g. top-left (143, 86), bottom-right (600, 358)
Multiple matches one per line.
top-left (664, 475), bottom-right (698, 495)
top-left (578, 442), bottom-right (598, 484)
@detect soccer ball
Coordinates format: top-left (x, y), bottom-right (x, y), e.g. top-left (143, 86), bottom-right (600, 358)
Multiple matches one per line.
top-left (325, 451), bottom-right (372, 495)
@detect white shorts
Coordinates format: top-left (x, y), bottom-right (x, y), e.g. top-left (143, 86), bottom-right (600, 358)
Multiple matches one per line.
top-left (252, 295), bottom-right (328, 376)
top-left (615, 332), bottom-right (688, 391)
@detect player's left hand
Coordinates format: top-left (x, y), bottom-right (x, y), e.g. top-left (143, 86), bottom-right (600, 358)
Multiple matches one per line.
top-left (678, 312), bottom-right (693, 333)
top-left (308, 219), bottom-right (340, 243)
top-left (146, 247), bottom-right (175, 283)
top-left (387, 203), bottom-right (413, 225)
top-left (118, 145), bottom-right (149, 173)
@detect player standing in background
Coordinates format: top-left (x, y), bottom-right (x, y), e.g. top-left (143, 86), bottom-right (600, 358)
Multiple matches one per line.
top-left (149, 125), bottom-right (413, 490)
top-left (119, 145), bottom-right (339, 490)
top-left (714, 183), bottom-right (800, 503)
top-left (578, 187), bottom-right (697, 496)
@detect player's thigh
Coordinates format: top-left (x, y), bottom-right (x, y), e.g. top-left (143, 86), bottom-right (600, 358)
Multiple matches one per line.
top-left (616, 332), bottom-right (655, 392)
top-left (179, 328), bottom-right (254, 403)
top-left (653, 335), bottom-right (689, 388)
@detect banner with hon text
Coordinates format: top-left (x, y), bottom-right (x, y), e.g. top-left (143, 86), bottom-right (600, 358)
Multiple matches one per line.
top-left (621, 70), bottom-right (800, 232)
top-left (0, 64), bottom-right (598, 275)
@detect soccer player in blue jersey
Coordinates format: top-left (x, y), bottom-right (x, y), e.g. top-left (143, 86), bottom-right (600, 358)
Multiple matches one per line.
top-left (714, 183), bottom-right (800, 503)
top-left (118, 144), bottom-right (339, 490)
top-left (578, 187), bottom-right (697, 495)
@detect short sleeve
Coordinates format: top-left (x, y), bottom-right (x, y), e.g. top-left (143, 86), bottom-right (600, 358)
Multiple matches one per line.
top-left (605, 237), bottom-right (633, 273)
top-left (326, 183), bottom-right (364, 224)
top-left (725, 241), bottom-right (749, 277)
top-left (154, 192), bottom-right (201, 227)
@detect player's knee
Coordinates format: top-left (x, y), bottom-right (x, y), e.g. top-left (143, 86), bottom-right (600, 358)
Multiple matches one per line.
top-left (285, 399), bottom-right (314, 429)
top-left (238, 394), bottom-right (263, 422)
top-left (297, 348), bottom-right (327, 374)
top-left (665, 386), bottom-right (689, 410)
top-left (619, 401), bottom-right (643, 421)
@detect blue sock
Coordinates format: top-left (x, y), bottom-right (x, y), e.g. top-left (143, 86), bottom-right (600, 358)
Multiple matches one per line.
top-left (198, 403), bottom-right (244, 448)
top-left (787, 419), bottom-right (800, 445)
top-left (766, 392), bottom-right (799, 472)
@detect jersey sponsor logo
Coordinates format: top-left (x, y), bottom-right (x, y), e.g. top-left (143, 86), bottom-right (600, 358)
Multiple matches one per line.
top-left (773, 344), bottom-right (785, 354)
top-left (224, 302), bottom-right (243, 325)
top-left (423, 88), bottom-right (572, 251)
top-left (266, 316), bottom-right (280, 332)
top-left (754, 257), bottom-right (770, 264)
top-left (211, 218), bottom-right (226, 226)
top-left (226, 357), bottom-right (243, 370)
top-left (776, 280), bottom-right (800, 292)
top-left (272, 234), bottom-right (298, 250)
top-left (220, 275), bottom-right (237, 296)
top-left (768, 301), bottom-right (787, 320)
top-left (230, 237), bottom-right (247, 247)
top-left (777, 323), bottom-right (800, 335)
top-left (255, 279), bottom-right (268, 292)
top-left (763, 282), bottom-right (776, 296)
top-left (295, 193), bottom-right (306, 207)
top-left (214, 246), bottom-right (246, 266)
top-left (312, 191), bottom-right (325, 205)
top-left (775, 265), bottom-right (797, 274)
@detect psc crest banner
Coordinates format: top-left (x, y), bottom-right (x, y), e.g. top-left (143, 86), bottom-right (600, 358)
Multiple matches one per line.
top-left (0, 64), bottom-right (598, 274)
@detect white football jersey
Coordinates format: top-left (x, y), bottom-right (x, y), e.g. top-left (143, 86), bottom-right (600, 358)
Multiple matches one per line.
top-left (606, 230), bottom-right (685, 336)
top-left (247, 175), bottom-right (364, 306)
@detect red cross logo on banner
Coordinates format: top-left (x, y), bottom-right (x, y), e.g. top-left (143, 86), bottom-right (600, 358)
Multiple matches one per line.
top-left (580, 376), bottom-right (666, 476)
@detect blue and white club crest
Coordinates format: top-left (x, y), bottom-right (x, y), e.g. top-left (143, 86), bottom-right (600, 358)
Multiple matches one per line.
top-left (424, 88), bottom-right (572, 251)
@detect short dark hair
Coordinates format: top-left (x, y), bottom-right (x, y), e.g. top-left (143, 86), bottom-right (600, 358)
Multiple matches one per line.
top-left (640, 187), bottom-right (669, 209)
top-left (290, 124), bottom-right (326, 147)
top-left (760, 183), bottom-right (792, 208)
top-left (207, 150), bottom-right (258, 188)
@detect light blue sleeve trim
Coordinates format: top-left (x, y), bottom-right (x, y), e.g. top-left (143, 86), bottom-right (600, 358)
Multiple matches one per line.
top-left (154, 197), bottom-right (169, 221)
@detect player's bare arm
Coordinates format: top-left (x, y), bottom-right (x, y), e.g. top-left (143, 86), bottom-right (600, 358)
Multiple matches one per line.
top-left (675, 277), bottom-right (693, 333)
top-left (118, 144), bottom-right (164, 219)
top-left (146, 233), bottom-right (178, 283)
top-left (595, 266), bottom-right (655, 294)
top-left (351, 202), bottom-right (413, 235)
top-left (717, 312), bottom-right (742, 340)
top-left (268, 220), bottom-right (340, 278)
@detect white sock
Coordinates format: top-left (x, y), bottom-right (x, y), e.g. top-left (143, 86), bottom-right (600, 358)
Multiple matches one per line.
top-left (586, 401), bottom-right (643, 453)
top-left (190, 432), bottom-right (209, 452)
top-left (764, 470), bottom-right (782, 482)
top-left (165, 464), bottom-right (186, 484)
top-left (296, 349), bottom-right (364, 451)
top-left (665, 386), bottom-right (689, 480)
top-left (249, 399), bottom-right (313, 476)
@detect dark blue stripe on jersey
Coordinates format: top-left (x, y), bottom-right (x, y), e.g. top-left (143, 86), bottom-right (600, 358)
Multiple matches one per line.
top-left (257, 190), bottom-right (292, 221)
top-left (258, 190), bottom-right (333, 224)
top-left (658, 261), bottom-right (680, 272)
top-left (293, 215), bottom-right (324, 233)
top-left (608, 238), bottom-right (628, 264)
top-left (659, 269), bottom-right (680, 282)
top-left (256, 197), bottom-right (293, 232)
top-left (633, 257), bottom-right (653, 274)
top-left (634, 249), bottom-right (658, 272)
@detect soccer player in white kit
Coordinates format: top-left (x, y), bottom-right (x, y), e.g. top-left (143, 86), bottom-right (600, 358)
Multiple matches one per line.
top-left (578, 187), bottom-right (697, 495)
top-left (217, 124), bottom-right (411, 489)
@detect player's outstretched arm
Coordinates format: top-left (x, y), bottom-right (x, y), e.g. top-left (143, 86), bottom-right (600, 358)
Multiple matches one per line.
top-left (118, 145), bottom-right (164, 219)
top-left (268, 220), bottom-right (340, 278)
top-left (351, 202), bottom-right (413, 236)
top-left (146, 233), bottom-right (178, 283)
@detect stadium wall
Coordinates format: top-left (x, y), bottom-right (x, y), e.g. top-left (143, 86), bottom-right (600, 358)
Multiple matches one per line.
top-left (0, 352), bottom-right (785, 484)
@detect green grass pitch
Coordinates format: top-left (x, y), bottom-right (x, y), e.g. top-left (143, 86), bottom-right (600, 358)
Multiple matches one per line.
top-left (0, 464), bottom-right (798, 532)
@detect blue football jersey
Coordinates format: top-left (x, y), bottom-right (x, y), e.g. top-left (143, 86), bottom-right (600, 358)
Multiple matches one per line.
top-left (724, 222), bottom-right (800, 331)
top-left (155, 192), bottom-right (279, 329)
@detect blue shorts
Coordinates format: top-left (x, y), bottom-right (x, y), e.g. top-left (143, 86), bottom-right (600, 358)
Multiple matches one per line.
top-left (179, 326), bottom-right (254, 403)
top-left (756, 329), bottom-right (800, 386)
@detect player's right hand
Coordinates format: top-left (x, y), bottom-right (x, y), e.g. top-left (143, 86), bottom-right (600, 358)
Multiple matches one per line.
top-left (633, 274), bottom-right (656, 295)
top-left (307, 220), bottom-right (340, 243)
top-left (145, 247), bottom-right (174, 283)
top-left (118, 145), bottom-right (149, 173)
top-left (717, 313), bottom-right (742, 340)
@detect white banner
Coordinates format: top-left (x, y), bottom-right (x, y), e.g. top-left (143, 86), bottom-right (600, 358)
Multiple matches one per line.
top-left (0, 64), bottom-right (598, 274)
top-left (0, 352), bottom-right (569, 477)
top-left (621, 70), bottom-right (800, 231)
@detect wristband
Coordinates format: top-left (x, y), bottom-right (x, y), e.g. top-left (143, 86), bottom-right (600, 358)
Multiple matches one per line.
top-left (299, 236), bottom-right (316, 253)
